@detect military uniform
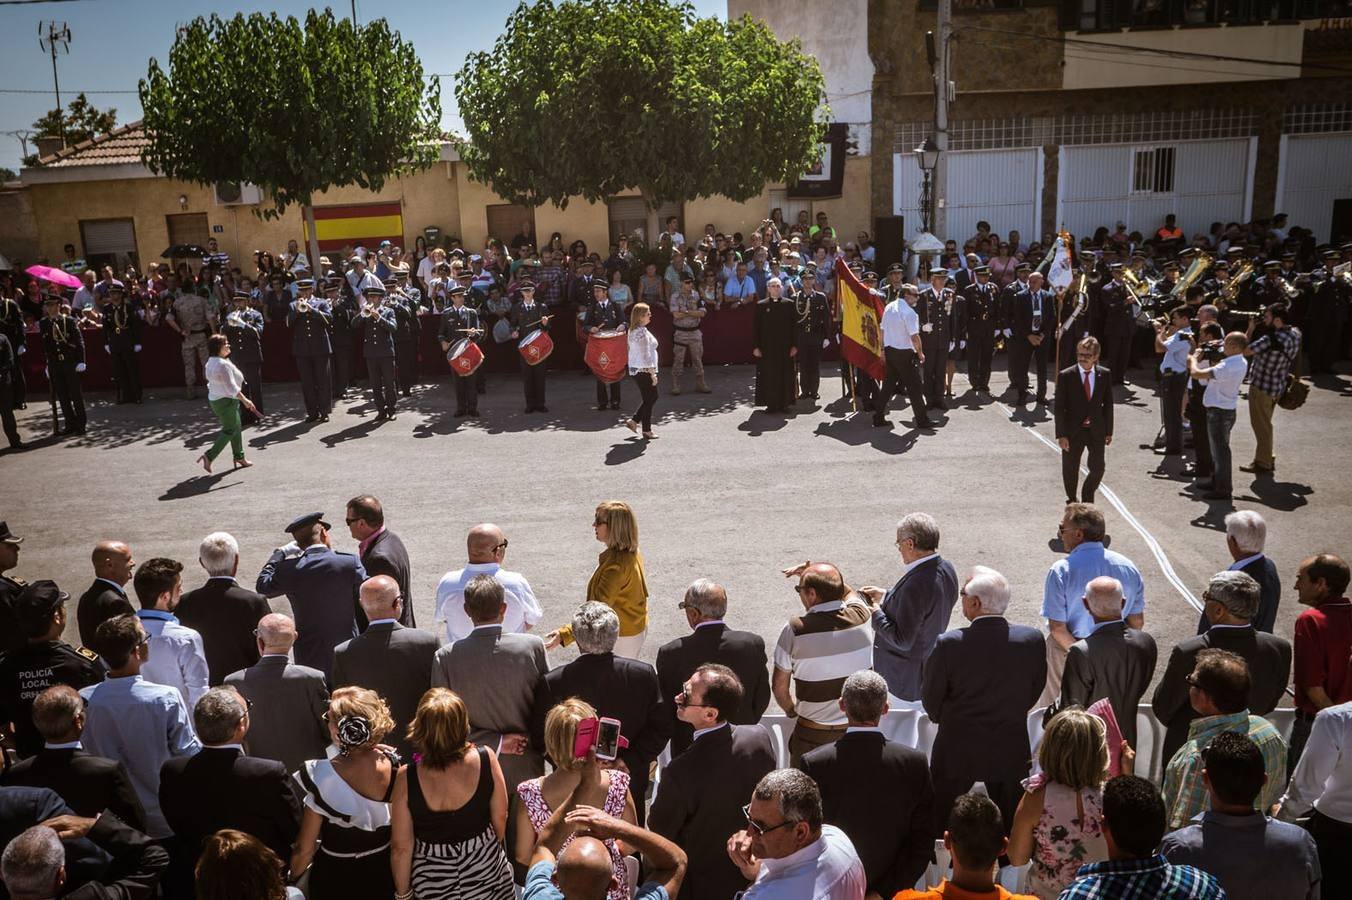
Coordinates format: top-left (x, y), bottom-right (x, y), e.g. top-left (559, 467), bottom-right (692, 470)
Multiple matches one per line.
top-left (1305, 253), bottom-right (1347, 373)
top-left (509, 289), bottom-right (550, 412)
top-left (1, 295), bottom-right (28, 408)
top-left (358, 289), bottom-right (399, 420)
top-left (962, 274), bottom-right (1000, 392)
top-left (1098, 276), bottom-right (1135, 385)
top-left (669, 286), bottom-right (710, 394)
top-left (0, 568), bottom-right (26, 656)
top-left (438, 294), bottom-right (482, 416)
top-left (793, 287), bottom-right (831, 399)
top-left (0, 335), bottom-right (21, 448)
top-left (169, 291), bottom-right (214, 398)
top-left (328, 285), bottom-right (359, 398)
top-left (100, 293), bottom-right (143, 404)
top-left (390, 286), bottom-right (421, 396)
top-left (289, 287), bottom-right (333, 421)
top-left (39, 309), bottom-right (87, 434)
top-left (916, 283), bottom-right (951, 408)
top-left (223, 298), bottom-right (265, 416)
top-left (583, 293), bottom-right (626, 408)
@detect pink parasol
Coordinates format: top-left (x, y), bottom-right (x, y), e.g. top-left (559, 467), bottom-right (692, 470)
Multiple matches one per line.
top-left (25, 265), bottom-right (82, 289)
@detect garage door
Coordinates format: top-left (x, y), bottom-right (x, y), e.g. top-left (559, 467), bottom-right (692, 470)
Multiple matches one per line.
top-left (1277, 133), bottom-right (1352, 243)
top-left (893, 148), bottom-right (1042, 245)
top-left (79, 218), bottom-right (138, 272)
top-left (1057, 139), bottom-right (1252, 242)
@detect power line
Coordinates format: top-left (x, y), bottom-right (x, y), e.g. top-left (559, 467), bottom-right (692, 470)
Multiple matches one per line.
top-left (0, 88), bottom-right (138, 94)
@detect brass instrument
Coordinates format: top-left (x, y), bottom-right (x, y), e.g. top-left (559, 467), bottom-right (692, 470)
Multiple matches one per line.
top-left (1335, 262), bottom-right (1352, 288)
top-left (1216, 260), bottom-right (1254, 308)
top-left (1059, 273), bottom-right (1088, 337)
top-left (1170, 251), bottom-right (1213, 302)
top-left (1120, 268), bottom-right (1158, 302)
top-left (1276, 276), bottom-right (1300, 302)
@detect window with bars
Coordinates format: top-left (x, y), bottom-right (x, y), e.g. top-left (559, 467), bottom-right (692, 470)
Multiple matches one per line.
top-left (1131, 147), bottom-right (1176, 194)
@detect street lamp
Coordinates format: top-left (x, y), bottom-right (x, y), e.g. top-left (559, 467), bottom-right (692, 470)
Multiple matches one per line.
top-left (914, 137), bottom-right (940, 234)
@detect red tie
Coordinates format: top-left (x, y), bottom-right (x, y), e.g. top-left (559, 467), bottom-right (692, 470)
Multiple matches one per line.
top-left (1083, 369), bottom-right (1092, 402)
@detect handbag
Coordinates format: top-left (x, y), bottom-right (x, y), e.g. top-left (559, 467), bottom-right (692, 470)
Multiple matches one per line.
top-left (1278, 343), bottom-right (1308, 411)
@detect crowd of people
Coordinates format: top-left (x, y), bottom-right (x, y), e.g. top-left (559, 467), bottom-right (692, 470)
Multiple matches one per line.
top-left (0, 210), bottom-right (1345, 471)
top-left (0, 488), bottom-right (1348, 900)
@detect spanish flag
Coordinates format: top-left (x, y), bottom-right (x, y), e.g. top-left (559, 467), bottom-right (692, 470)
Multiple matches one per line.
top-left (304, 202), bottom-right (405, 252)
top-left (835, 257), bottom-right (886, 380)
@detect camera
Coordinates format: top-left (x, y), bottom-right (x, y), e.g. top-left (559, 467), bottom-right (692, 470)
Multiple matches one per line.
top-left (1196, 339), bottom-right (1225, 364)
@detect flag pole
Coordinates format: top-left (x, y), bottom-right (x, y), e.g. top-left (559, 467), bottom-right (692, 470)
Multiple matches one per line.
top-left (846, 364), bottom-right (857, 412)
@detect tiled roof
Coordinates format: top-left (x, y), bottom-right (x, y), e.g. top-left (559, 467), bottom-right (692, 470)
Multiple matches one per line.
top-left (36, 121), bottom-right (150, 168)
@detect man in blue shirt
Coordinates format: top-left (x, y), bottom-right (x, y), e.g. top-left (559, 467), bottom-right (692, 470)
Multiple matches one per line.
top-left (1041, 503), bottom-right (1146, 704)
top-left (1153, 307), bottom-right (1193, 456)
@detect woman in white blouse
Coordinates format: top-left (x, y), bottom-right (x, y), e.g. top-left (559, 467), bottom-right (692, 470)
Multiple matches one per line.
top-left (197, 333), bottom-right (258, 472)
top-left (625, 302), bottom-right (660, 440)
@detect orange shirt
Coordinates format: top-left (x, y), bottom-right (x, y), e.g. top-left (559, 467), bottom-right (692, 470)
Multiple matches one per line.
top-left (895, 880), bottom-right (1037, 900)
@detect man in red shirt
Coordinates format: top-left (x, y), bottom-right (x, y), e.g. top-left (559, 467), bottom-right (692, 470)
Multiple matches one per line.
top-left (1291, 553), bottom-right (1352, 771)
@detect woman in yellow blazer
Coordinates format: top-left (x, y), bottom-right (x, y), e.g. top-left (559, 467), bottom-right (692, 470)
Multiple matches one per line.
top-left (545, 500), bottom-right (649, 657)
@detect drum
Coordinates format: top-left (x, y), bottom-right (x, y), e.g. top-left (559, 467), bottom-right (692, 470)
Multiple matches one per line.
top-left (492, 318), bottom-right (513, 344)
top-left (447, 338), bottom-right (485, 376)
top-left (585, 329), bottom-right (628, 384)
top-left (517, 329), bottom-right (554, 366)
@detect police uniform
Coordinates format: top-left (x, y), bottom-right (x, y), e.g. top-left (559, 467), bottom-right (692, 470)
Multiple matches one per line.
top-left (669, 279), bottom-right (710, 395)
top-left (388, 278), bottom-right (421, 396)
top-left (288, 280), bottom-right (333, 421)
top-left (583, 288), bottom-right (625, 408)
top-left (793, 279), bottom-right (831, 400)
top-left (328, 278), bottom-right (359, 398)
top-left (169, 291), bottom-right (214, 399)
top-left (223, 293), bottom-right (265, 420)
top-left (962, 268), bottom-right (1000, 392)
top-left (100, 289), bottom-right (143, 404)
top-left (916, 278), bottom-right (952, 408)
top-left (39, 304), bottom-right (87, 434)
top-left (358, 287), bottom-right (399, 420)
top-left (509, 282), bottom-right (550, 412)
top-left (0, 295), bottom-right (26, 409)
top-left (1306, 250), bottom-right (1347, 373)
top-left (0, 521), bottom-right (26, 654)
top-left (0, 580), bottom-right (105, 758)
top-left (437, 287), bottom-right (482, 416)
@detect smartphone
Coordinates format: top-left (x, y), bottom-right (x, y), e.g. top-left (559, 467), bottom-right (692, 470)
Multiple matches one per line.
top-left (573, 717), bottom-right (599, 759)
top-left (595, 717), bottom-right (622, 761)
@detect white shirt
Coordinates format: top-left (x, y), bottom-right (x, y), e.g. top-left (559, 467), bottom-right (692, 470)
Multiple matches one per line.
top-left (1280, 701), bottom-right (1352, 824)
top-left (434, 562), bottom-right (544, 643)
top-left (204, 356), bottom-right (246, 401)
top-left (1073, 364), bottom-right (1096, 397)
top-left (628, 325), bottom-right (659, 374)
top-left (417, 255), bottom-right (438, 284)
top-left (742, 824), bottom-right (866, 900)
top-left (1202, 354), bottom-right (1248, 410)
top-left (136, 610), bottom-right (210, 710)
top-left (880, 298), bottom-right (919, 350)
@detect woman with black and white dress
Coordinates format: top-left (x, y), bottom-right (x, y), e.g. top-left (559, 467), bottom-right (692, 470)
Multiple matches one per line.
top-left (624, 303), bottom-right (660, 440)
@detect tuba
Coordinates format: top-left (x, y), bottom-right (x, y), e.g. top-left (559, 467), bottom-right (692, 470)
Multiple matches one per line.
top-left (1218, 260), bottom-right (1255, 308)
top-left (1170, 251), bottom-right (1213, 302)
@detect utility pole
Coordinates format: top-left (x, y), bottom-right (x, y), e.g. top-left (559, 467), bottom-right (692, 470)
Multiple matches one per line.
top-left (38, 21), bottom-right (71, 148)
top-left (933, 0), bottom-right (951, 241)
top-left (351, 0), bottom-right (358, 25)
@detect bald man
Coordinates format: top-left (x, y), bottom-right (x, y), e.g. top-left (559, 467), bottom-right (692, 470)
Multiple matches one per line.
top-left (434, 523), bottom-right (543, 643)
top-left (76, 541), bottom-right (136, 646)
top-left (224, 614), bottom-right (329, 772)
top-left (332, 575), bottom-right (440, 759)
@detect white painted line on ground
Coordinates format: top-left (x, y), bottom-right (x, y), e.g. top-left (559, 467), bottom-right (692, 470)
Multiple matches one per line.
top-left (993, 401), bottom-right (1203, 613)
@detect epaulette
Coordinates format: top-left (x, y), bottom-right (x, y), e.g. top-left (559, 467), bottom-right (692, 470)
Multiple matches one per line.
top-left (76, 646), bottom-right (100, 662)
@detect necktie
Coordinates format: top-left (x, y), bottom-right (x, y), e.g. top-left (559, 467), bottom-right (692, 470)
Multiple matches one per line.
top-left (1032, 293), bottom-right (1042, 331)
top-left (1083, 369), bottom-right (1092, 402)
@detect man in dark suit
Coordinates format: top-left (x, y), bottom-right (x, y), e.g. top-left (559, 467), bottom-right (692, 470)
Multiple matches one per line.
top-left (1195, 510), bottom-right (1280, 635)
top-left (0, 801), bottom-right (168, 900)
top-left (345, 495), bottom-right (416, 629)
top-left (922, 565), bottom-right (1047, 834)
top-left (159, 687), bottom-right (301, 897)
top-left (331, 575), bottom-right (439, 760)
top-left (255, 512), bottom-right (366, 679)
top-left (916, 269), bottom-right (952, 409)
top-left (1152, 569), bottom-right (1292, 763)
top-left (649, 664), bottom-right (775, 900)
top-left (1054, 336), bottom-right (1114, 505)
top-left (1098, 263), bottom-right (1136, 385)
top-left (1059, 577), bottom-right (1158, 748)
top-left (863, 513), bottom-right (959, 703)
top-left (655, 579), bottom-right (770, 756)
top-left (224, 613), bottom-right (330, 773)
top-left (800, 670), bottom-right (934, 898)
top-left (1009, 271), bottom-right (1057, 405)
top-left (176, 532), bottom-right (272, 685)
top-left (76, 542), bottom-right (136, 648)
top-left (1, 686), bottom-right (145, 832)
top-left (530, 603), bottom-right (672, 825)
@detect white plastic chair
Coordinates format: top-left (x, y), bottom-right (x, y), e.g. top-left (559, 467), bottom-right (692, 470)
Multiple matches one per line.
top-left (757, 716), bottom-right (792, 768)
top-left (880, 706), bottom-right (923, 749)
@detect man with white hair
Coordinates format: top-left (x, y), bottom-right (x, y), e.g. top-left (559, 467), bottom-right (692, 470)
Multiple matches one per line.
top-left (1195, 510), bottom-right (1280, 635)
top-left (177, 532), bottom-right (273, 685)
top-left (1060, 575), bottom-right (1158, 747)
top-left (530, 603), bottom-right (670, 826)
top-left (224, 613), bottom-right (330, 773)
top-left (922, 566), bottom-right (1047, 834)
top-left (434, 523), bottom-right (543, 644)
top-left (1, 815), bottom-right (168, 900)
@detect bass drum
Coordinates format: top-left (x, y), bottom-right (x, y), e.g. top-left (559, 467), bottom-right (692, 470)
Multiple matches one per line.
top-left (447, 338), bottom-right (485, 376)
top-left (517, 329), bottom-right (554, 366)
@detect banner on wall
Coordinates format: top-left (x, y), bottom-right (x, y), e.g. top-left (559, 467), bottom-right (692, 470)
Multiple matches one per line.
top-left (788, 123), bottom-right (847, 200)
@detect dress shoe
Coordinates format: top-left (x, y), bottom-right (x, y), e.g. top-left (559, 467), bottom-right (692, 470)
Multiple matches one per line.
top-left (468, 409), bottom-right (480, 417)
top-left (609, 402), bottom-right (620, 410)
top-left (374, 411), bottom-right (388, 421)
top-left (1192, 480), bottom-right (1215, 491)
top-left (1239, 463), bottom-right (1274, 474)
top-left (872, 417), bottom-right (891, 428)
top-left (914, 418), bottom-right (936, 430)
top-left (305, 414), bottom-right (319, 422)
top-left (595, 404), bottom-right (609, 411)
top-left (401, 390), bottom-right (412, 397)
top-left (319, 414), bottom-right (329, 422)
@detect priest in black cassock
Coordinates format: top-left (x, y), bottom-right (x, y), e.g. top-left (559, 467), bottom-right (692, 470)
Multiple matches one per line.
top-left (754, 276), bottom-right (798, 412)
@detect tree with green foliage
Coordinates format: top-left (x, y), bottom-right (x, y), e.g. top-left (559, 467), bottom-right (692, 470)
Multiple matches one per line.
top-left (0, 168), bottom-right (16, 183)
top-left (455, 0), bottom-right (827, 241)
top-left (22, 93), bottom-right (118, 165)
top-left (138, 9), bottom-right (442, 270)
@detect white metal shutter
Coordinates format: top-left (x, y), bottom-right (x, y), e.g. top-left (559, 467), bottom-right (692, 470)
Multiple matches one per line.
top-left (1278, 133), bottom-right (1352, 243)
top-left (893, 148), bottom-right (1042, 243)
top-left (607, 197), bottom-right (681, 245)
top-left (80, 219), bottom-right (136, 255)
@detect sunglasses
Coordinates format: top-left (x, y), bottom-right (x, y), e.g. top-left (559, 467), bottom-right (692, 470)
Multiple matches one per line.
top-left (742, 804), bottom-right (794, 836)
top-left (493, 540), bottom-right (509, 552)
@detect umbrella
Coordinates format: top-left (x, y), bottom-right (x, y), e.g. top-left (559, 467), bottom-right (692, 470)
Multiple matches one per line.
top-left (24, 265), bottom-right (81, 289)
top-left (162, 244), bottom-right (209, 259)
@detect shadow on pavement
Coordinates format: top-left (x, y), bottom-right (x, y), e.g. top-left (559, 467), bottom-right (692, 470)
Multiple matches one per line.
top-left (1242, 475), bottom-right (1312, 512)
top-left (158, 470), bottom-right (243, 501)
top-left (604, 439), bottom-right (648, 466)
top-left (812, 416), bottom-right (921, 455)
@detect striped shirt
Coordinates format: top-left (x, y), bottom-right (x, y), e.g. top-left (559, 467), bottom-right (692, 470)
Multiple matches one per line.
top-left (1162, 710), bottom-right (1287, 829)
top-left (773, 599), bottom-right (874, 726)
top-left (1059, 854), bottom-right (1224, 899)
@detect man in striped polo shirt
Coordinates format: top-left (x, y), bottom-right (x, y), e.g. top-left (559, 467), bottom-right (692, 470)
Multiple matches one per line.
top-left (772, 563), bottom-right (875, 765)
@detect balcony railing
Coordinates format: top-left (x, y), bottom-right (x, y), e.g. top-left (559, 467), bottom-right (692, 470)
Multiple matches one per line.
top-left (1060, 0), bottom-right (1322, 31)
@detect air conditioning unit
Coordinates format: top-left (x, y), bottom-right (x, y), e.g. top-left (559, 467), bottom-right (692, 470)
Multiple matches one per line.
top-left (214, 181), bottom-right (262, 206)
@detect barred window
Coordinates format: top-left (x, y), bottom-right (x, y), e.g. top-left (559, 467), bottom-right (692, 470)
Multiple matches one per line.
top-left (1131, 147), bottom-right (1175, 194)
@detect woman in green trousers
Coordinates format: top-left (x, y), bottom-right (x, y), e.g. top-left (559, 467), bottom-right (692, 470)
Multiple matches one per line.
top-left (197, 333), bottom-right (258, 472)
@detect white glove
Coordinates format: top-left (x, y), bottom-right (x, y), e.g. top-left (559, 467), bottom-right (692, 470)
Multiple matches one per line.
top-left (75, 362), bottom-right (87, 373)
top-left (16, 346), bottom-right (24, 355)
top-left (960, 340), bottom-right (967, 349)
top-left (134, 344), bottom-right (142, 353)
top-left (821, 338), bottom-right (830, 350)
top-left (948, 341), bottom-right (955, 353)
top-left (922, 323), bottom-right (933, 333)
top-left (1003, 328), bottom-right (1013, 338)
top-left (104, 345), bottom-right (110, 354)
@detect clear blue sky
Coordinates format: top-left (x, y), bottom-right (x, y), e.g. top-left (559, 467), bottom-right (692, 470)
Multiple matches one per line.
top-left (0, 0), bottom-right (728, 174)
